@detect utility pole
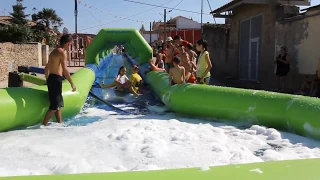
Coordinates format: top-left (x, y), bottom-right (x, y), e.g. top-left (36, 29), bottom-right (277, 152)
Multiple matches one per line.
top-left (149, 22), bottom-right (152, 44)
top-left (74, 0), bottom-right (79, 66)
top-left (201, 0), bottom-right (203, 38)
top-left (74, 0), bottom-right (78, 35)
top-left (164, 9), bottom-right (167, 41)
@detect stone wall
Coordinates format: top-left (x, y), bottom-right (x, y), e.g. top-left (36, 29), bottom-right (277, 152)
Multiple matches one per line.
top-left (0, 42), bottom-right (42, 81)
top-left (203, 24), bottom-right (230, 79)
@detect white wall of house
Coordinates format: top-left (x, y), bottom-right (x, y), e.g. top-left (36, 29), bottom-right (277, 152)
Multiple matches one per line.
top-left (142, 33), bottom-right (159, 43)
top-left (176, 17), bottom-right (201, 30)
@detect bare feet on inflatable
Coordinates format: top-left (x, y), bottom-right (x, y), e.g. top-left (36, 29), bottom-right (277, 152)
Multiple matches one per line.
top-left (133, 92), bottom-right (142, 97)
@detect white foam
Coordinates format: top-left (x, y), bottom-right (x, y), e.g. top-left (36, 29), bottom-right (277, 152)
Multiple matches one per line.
top-left (0, 108), bottom-right (320, 177)
top-left (199, 166), bottom-right (210, 171)
top-left (249, 168), bottom-right (263, 174)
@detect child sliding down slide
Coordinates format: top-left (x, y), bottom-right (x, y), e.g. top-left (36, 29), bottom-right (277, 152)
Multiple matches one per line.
top-left (101, 66), bottom-right (142, 96)
top-left (101, 66), bottom-right (131, 91)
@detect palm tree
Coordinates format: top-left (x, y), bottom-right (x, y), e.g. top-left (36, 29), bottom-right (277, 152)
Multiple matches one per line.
top-left (32, 8), bottom-right (63, 30)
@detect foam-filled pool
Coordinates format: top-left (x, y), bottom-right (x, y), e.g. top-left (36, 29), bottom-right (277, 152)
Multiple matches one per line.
top-left (1, 103), bottom-right (320, 177)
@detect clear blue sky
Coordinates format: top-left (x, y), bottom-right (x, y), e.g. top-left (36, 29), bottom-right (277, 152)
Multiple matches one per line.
top-left (2, 0), bottom-right (320, 34)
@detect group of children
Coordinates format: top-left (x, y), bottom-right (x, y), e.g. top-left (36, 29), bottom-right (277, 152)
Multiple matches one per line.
top-left (151, 35), bottom-right (212, 86)
top-left (100, 36), bottom-right (213, 96)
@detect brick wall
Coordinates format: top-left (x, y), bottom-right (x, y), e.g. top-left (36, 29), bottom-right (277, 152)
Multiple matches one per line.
top-left (0, 42), bottom-right (42, 81)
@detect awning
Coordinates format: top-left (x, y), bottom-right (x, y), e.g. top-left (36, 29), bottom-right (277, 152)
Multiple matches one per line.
top-left (211, 0), bottom-right (269, 16)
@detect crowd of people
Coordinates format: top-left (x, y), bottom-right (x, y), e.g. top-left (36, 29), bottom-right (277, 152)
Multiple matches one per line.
top-left (149, 35), bottom-right (212, 85)
top-left (101, 35), bottom-right (213, 97)
top-left (115, 45), bottom-right (125, 54)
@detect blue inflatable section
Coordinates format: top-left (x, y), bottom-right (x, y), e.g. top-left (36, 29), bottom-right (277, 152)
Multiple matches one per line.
top-left (91, 53), bottom-right (137, 103)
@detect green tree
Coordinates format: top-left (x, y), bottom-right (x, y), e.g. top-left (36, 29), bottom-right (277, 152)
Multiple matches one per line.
top-left (32, 8), bottom-right (63, 30)
top-left (62, 27), bottom-right (69, 34)
top-left (9, 0), bottom-right (29, 25)
top-left (140, 24), bottom-right (145, 32)
top-left (0, 25), bottom-right (33, 43)
top-left (0, 0), bottom-right (32, 43)
top-left (31, 8), bottom-right (63, 47)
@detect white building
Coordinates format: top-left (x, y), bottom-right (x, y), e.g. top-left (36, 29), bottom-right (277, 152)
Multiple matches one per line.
top-left (141, 31), bottom-right (159, 44)
top-left (167, 16), bottom-right (201, 30)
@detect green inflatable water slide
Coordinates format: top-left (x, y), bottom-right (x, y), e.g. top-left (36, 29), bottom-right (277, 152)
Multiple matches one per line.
top-left (1, 28), bottom-right (320, 179)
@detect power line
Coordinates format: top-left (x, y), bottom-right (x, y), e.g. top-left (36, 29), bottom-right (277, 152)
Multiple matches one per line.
top-left (82, 4), bottom-right (100, 23)
top-left (77, 0), bottom-right (172, 32)
top-left (206, 0), bottom-right (216, 24)
top-left (159, 0), bottom-right (184, 22)
top-left (168, 0), bottom-right (184, 13)
top-left (123, 0), bottom-right (211, 15)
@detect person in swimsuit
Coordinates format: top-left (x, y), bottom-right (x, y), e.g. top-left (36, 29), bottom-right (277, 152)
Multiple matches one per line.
top-left (176, 45), bottom-right (185, 61)
top-left (181, 52), bottom-right (197, 84)
top-left (101, 66), bottom-right (131, 91)
top-left (169, 57), bottom-right (185, 86)
top-left (173, 35), bottom-right (190, 48)
top-left (42, 34), bottom-right (76, 126)
top-left (146, 59), bottom-right (165, 73)
top-left (186, 43), bottom-right (198, 64)
top-left (155, 42), bottom-right (166, 69)
top-left (275, 46), bottom-right (290, 92)
top-left (165, 37), bottom-right (178, 73)
top-left (196, 39), bottom-right (212, 85)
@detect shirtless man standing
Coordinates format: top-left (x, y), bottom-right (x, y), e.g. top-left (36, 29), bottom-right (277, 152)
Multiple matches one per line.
top-left (42, 34), bottom-right (76, 126)
top-left (173, 35), bottom-right (190, 48)
top-left (169, 57), bottom-right (185, 85)
top-left (176, 45), bottom-right (185, 61)
top-left (165, 37), bottom-right (178, 72)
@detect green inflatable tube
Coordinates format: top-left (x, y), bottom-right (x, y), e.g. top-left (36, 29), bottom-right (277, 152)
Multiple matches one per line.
top-left (85, 28), bottom-right (153, 65)
top-left (19, 73), bottom-right (46, 85)
top-left (0, 68), bottom-right (95, 131)
top-left (7, 158), bottom-right (320, 180)
top-left (145, 71), bottom-right (320, 140)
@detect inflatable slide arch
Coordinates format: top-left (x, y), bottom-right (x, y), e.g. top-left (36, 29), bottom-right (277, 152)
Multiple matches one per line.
top-left (85, 28), bottom-right (153, 65)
